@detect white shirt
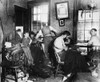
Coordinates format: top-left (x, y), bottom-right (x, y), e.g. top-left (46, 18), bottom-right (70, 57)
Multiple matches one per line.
top-left (88, 35), bottom-right (100, 50)
top-left (17, 32), bottom-right (23, 39)
top-left (88, 36), bottom-right (100, 46)
top-left (54, 36), bottom-right (67, 53)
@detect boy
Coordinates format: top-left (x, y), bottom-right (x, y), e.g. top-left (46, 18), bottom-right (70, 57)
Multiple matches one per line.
top-left (88, 28), bottom-right (100, 78)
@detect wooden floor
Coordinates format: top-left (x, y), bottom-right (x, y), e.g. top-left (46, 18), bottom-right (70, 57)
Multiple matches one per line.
top-left (29, 72), bottom-right (100, 82)
top-left (0, 65), bottom-right (99, 82)
top-left (1, 72), bottom-right (100, 82)
top-left (74, 73), bottom-right (100, 82)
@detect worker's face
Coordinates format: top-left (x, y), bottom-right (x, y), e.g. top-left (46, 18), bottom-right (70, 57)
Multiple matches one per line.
top-left (24, 33), bottom-right (29, 37)
top-left (63, 34), bottom-right (67, 38)
top-left (65, 35), bottom-right (71, 44)
top-left (90, 30), bottom-right (96, 36)
top-left (31, 34), bottom-right (34, 38)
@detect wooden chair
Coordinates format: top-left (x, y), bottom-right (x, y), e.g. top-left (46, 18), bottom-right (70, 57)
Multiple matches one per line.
top-left (54, 48), bottom-right (64, 76)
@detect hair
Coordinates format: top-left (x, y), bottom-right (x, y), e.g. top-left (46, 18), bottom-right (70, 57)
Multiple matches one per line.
top-left (91, 28), bottom-right (97, 32)
top-left (16, 29), bottom-right (21, 32)
top-left (60, 31), bottom-right (71, 36)
top-left (29, 31), bottom-right (36, 36)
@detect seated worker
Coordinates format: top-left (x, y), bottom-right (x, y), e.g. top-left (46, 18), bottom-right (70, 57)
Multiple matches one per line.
top-left (88, 28), bottom-right (100, 60)
top-left (54, 31), bottom-right (71, 81)
top-left (54, 31), bottom-right (89, 82)
top-left (54, 31), bottom-right (71, 61)
top-left (88, 28), bottom-right (100, 78)
top-left (88, 28), bottom-right (100, 50)
top-left (22, 32), bottom-right (34, 65)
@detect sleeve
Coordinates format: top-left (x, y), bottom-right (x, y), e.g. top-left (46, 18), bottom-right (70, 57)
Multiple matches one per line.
top-left (88, 37), bottom-right (93, 45)
top-left (62, 39), bottom-right (68, 51)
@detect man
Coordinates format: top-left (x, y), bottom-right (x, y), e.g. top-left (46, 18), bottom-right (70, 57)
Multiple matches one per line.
top-left (54, 31), bottom-right (71, 61)
top-left (54, 31), bottom-right (89, 82)
top-left (54, 31), bottom-right (71, 82)
top-left (22, 32), bottom-right (33, 65)
top-left (88, 28), bottom-right (100, 78)
top-left (88, 28), bottom-right (100, 49)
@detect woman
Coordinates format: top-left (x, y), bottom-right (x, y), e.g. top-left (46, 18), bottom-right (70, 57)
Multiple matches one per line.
top-left (54, 31), bottom-right (71, 61)
top-left (30, 31), bottom-right (45, 65)
top-left (22, 32), bottom-right (34, 65)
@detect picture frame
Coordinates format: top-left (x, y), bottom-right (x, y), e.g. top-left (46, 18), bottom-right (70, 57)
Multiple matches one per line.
top-left (55, 1), bottom-right (69, 19)
top-left (58, 19), bottom-right (65, 27)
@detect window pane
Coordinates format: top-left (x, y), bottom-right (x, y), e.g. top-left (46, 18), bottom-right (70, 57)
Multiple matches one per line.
top-left (38, 6), bottom-right (41, 14)
top-left (38, 14), bottom-right (41, 21)
top-left (31, 4), bottom-right (49, 31)
top-left (78, 10), bottom-right (85, 21)
top-left (77, 23), bottom-right (85, 30)
top-left (40, 14), bottom-right (48, 23)
top-left (85, 30), bottom-right (91, 41)
top-left (33, 15), bottom-right (37, 21)
top-left (85, 12), bottom-right (92, 22)
top-left (77, 30), bottom-right (85, 41)
top-left (93, 11), bottom-right (99, 22)
top-left (41, 5), bottom-right (49, 13)
top-left (92, 22), bottom-right (99, 30)
top-left (85, 23), bottom-right (91, 30)
top-left (33, 7), bottom-right (38, 14)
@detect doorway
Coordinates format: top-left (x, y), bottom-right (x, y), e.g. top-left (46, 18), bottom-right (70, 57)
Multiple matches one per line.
top-left (15, 5), bottom-right (30, 33)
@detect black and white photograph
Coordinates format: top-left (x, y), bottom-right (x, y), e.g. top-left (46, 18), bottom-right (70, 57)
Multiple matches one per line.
top-left (0, 0), bottom-right (100, 82)
top-left (59, 19), bottom-right (65, 26)
top-left (55, 1), bottom-right (69, 19)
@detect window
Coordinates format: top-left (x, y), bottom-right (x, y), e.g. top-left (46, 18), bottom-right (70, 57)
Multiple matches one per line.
top-left (31, 4), bottom-right (49, 32)
top-left (77, 10), bottom-right (100, 42)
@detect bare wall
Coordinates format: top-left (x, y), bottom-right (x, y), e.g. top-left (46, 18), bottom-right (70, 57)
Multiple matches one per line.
top-left (0, 0), bottom-right (28, 38)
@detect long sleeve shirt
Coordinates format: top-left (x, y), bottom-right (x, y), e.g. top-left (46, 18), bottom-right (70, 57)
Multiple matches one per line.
top-left (54, 36), bottom-right (67, 53)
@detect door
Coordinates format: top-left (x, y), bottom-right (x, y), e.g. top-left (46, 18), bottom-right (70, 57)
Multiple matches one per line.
top-left (15, 5), bottom-right (30, 33)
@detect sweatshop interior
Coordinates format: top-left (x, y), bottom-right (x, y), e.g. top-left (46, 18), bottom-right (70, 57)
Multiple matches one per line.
top-left (0, 0), bottom-right (100, 82)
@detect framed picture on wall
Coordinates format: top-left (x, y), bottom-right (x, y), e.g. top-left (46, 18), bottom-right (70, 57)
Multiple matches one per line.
top-left (55, 1), bottom-right (69, 19)
top-left (58, 19), bottom-right (65, 27)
